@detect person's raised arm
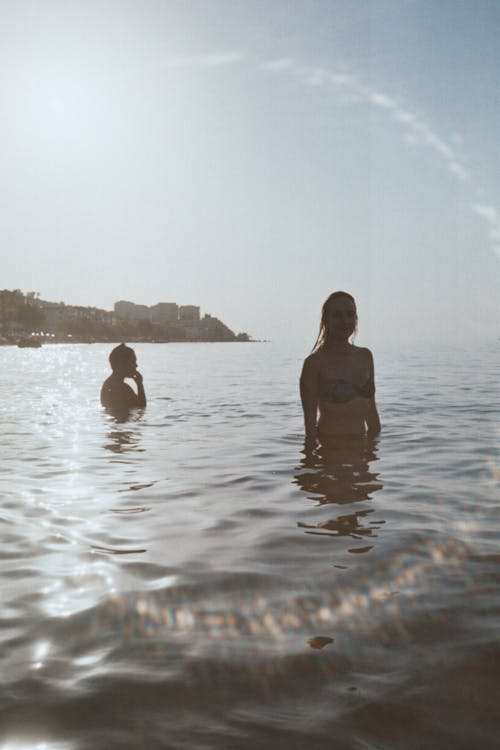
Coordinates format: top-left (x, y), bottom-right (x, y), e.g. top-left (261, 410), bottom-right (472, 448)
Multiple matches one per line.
top-left (133, 370), bottom-right (147, 408)
top-left (365, 349), bottom-right (381, 435)
top-left (300, 354), bottom-right (319, 441)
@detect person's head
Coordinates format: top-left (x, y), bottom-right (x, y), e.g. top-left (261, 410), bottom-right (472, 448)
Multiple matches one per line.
top-left (109, 343), bottom-right (137, 376)
top-left (312, 291), bottom-right (357, 351)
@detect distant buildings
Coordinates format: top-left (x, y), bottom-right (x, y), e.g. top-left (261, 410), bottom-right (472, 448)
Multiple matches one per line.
top-left (0, 289), bottom-right (249, 343)
top-left (114, 300), bottom-right (201, 325)
top-left (42, 303), bottom-right (114, 331)
top-left (114, 300), bottom-right (151, 321)
top-left (179, 305), bottom-right (200, 322)
top-left (114, 300), bottom-right (222, 340)
top-left (151, 303), bottom-right (179, 324)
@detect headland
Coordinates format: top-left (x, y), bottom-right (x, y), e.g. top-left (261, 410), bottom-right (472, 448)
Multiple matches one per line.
top-left (0, 290), bottom-right (251, 344)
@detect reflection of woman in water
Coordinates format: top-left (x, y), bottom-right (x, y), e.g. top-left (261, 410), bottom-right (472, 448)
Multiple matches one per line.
top-left (295, 434), bottom-right (383, 506)
top-left (294, 432), bottom-right (384, 548)
top-left (300, 291), bottom-right (380, 440)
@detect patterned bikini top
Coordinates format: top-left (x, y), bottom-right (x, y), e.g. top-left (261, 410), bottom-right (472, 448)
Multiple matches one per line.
top-left (319, 377), bottom-right (375, 404)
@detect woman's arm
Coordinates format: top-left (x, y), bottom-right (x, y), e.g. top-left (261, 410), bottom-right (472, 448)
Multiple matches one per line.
top-left (366, 398), bottom-right (381, 434)
top-left (365, 349), bottom-right (381, 434)
top-left (300, 355), bottom-right (320, 440)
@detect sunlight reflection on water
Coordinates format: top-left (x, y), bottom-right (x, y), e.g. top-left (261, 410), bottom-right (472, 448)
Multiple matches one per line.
top-left (0, 342), bottom-right (498, 749)
top-left (2, 743), bottom-right (74, 750)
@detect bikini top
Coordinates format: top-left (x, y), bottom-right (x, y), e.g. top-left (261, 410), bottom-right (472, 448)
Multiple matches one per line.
top-left (319, 376), bottom-right (375, 404)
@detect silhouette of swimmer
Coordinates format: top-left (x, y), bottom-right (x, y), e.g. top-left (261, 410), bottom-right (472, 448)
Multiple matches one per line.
top-left (300, 291), bottom-right (381, 439)
top-left (101, 343), bottom-right (146, 415)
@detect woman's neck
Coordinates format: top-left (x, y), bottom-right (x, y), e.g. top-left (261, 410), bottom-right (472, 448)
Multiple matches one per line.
top-left (324, 338), bottom-right (353, 353)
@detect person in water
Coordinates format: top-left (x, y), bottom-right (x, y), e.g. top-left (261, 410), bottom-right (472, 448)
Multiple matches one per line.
top-left (100, 343), bottom-right (146, 412)
top-left (300, 291), bottom-right (380, 439)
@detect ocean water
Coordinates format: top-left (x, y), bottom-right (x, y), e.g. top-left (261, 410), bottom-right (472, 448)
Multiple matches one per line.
top-left (0, 341), bottom-right (498, 750)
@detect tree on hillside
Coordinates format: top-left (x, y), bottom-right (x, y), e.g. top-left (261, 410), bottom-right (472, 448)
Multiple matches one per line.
top-left (16, 302), bottom-right (46, 332)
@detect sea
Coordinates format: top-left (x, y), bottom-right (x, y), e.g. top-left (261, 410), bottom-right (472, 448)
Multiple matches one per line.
top-left (0, 341), bottom-right (498, 750)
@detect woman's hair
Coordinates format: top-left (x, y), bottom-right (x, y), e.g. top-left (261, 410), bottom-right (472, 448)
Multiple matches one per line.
top-left (311, 291), bottom-right (357, 352)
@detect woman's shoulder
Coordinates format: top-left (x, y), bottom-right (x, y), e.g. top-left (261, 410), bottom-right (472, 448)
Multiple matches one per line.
top-left (352, 346), bottom-right (375, 373)
top-left (303, 350), bottom-right (323, 366)
top-left (353, 345), bottom-right (374, 359)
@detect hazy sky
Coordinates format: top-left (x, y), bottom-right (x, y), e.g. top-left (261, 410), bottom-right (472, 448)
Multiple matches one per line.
top-left (1, 0), bottom-right (498, 345)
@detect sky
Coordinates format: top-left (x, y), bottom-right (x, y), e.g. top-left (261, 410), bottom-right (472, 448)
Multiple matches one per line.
top-left (1, 0), bottom-right (499, 346)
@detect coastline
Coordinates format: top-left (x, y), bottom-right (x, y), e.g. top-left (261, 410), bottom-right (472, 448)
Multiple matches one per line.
top-left (2, 336), bottom-right (264, 346)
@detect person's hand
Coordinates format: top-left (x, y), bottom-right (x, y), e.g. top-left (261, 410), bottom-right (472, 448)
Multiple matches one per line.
top-left (132, 370), bottom-right (143, 385)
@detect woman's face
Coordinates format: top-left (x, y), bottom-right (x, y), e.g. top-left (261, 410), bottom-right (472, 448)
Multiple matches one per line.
top-left (325, 296), bottom-right (357, 340)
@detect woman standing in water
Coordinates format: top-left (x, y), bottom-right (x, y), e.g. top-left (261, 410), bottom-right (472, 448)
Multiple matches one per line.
top-left (300, 292), bottom-right (380, 440)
